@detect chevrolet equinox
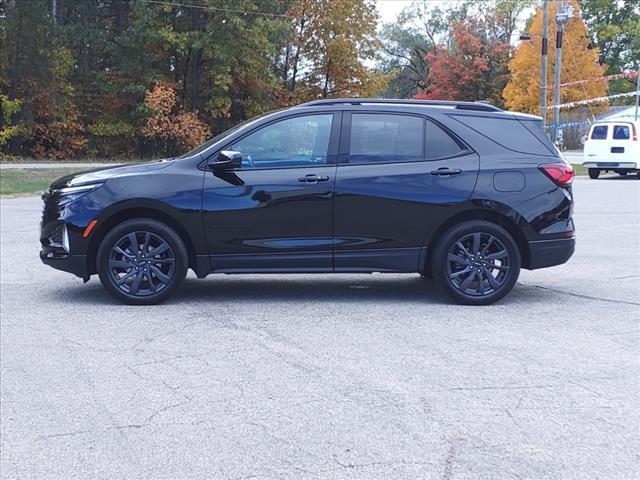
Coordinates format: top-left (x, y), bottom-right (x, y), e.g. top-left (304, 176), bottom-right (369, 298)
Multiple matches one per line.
top-left (40, 99), bottom-right (575, 305)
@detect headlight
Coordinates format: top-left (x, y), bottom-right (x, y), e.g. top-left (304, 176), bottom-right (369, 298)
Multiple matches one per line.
top-left (53, 183), bottom-right (103, 206)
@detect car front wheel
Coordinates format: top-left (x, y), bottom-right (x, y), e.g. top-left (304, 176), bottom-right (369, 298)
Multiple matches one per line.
top-left (432, 220), bottom-right (521, 305)
top-left (588, 168), bottom-right (600, 179)
top-left (97, 219), bottom-right (188, 305)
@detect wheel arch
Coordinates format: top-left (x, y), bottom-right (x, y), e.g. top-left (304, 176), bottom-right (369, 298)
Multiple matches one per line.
top-left (422, 208), bottom-right (530, 276)
top-left (86, 206), bottom-right (198, 276)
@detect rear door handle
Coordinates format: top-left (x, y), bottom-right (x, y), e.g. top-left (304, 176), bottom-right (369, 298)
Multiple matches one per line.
top-left (431, 167), bottom-right (462, 176)
top-left (298, 174), bottom-right (330, 183)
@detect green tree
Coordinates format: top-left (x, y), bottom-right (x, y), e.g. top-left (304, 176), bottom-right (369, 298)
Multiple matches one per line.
top-left (577, 0), bottom-right (640, 96)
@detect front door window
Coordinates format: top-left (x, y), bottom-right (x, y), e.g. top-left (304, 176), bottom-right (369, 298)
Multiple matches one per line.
top-left (231, 114), bottom-right (333, 169)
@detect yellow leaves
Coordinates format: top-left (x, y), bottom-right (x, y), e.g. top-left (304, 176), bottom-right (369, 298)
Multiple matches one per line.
top-left (144, 82), bottom-right (176, 117)
top-left (142, 82), bottom-right (212, 151)
top-left (503, 0), bottom-right (607, 119)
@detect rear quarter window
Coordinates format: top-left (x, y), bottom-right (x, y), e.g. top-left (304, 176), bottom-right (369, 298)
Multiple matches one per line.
top-left (590, 125), bottom-right (608, 140)
top-left (450, 113), bottom-right (555, 156)
top-left (426, 120), bottom-right (466, 159)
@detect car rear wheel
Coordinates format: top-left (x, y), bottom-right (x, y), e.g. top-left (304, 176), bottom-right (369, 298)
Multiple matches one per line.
top-left (588, 168), bottom-right (600, 179)
top-left (432, 220), bottom-right (521, 305)
top-left (97, 219), bottom-right (188, 305)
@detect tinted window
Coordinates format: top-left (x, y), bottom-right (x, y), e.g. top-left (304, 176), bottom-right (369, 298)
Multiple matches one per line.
top-left (451, 114), bottom-right (551, 155)
top-left (591, 125), bottom-right (608, 140)
top-left (613, 125), bottom-right (630, 140)
top-left (426, 121), bottom-right (465, 159)
top-left (350, 114), bottom-right (423, 163)
top-left (231, 114), bottom-right (333, 168)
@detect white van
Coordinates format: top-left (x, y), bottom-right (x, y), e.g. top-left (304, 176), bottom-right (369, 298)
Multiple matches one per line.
top-left (583, 120), bottom-right (640, 178)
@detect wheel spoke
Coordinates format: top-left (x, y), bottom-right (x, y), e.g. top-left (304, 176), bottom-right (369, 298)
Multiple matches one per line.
top-left (486, 249), bottom-right (508, 260)
top-left (145, 272), bottom-right (156, 292)
top-left (472, 232), bottom-right (481, 254)
top-left (448, 253), bottom-right (467, 265)
top-left (150, 265), bottom-right (171, 284)
top-left (148, 242), bottom-right (170, 258)
top-left (127, 233), bottom-right (139, 254)
top-left (484, 268), bottom-right (501, 290)
top-left (450, 266), bottom-right (472, 278)
top-left (152, 258), bottom-right (175, 264)
top-left (459, 271), bottom-right (475, 292)
top-left (115, 270), bottom-right (137, 285)
top-left (114, 246), bottom-right (134, 258)
top-left (489, 264), bottom-right (509, 272)
top-left (455, 241), bottom-right (471, 258)
top-left (476, 270), bottom-right (485, 295)
top-left (480, 236), bottom-right (495, 255)
top-left (142, 232), bottom-right (151, 252)
top-left (129, 272), bottom-right (144, 294)
top-left (109, 259), bottom-right (131, 269)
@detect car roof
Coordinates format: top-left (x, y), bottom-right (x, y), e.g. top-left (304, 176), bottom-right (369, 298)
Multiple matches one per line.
top-left (291, 98), bottom-right (542, 122)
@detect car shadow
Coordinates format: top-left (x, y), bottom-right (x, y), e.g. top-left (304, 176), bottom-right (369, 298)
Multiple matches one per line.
top-left (54, 274), bottom-right (548, 307)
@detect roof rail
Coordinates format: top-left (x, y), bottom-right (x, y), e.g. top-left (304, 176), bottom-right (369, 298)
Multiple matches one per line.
top-left (299, 98), bottom-right (502, 112)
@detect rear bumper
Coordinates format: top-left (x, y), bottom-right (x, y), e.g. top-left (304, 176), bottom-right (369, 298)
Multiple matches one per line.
top-left (526, 237), bottom-right (575, 270)
top-left (40, 251), bottom-right (89, 279)
top-left (582, 162), bottom-right (637, 169)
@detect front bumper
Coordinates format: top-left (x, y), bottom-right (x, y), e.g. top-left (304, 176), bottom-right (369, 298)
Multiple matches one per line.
top-left (40, 251), bottom-right (89, 279)
top-left (527, 237), bottom-right (575, 270)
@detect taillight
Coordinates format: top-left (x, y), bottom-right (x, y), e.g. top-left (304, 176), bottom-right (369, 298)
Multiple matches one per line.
top-left (632, 123), bottom-right (637, 141)
top-left (539, 163), bottom-right (574, 187)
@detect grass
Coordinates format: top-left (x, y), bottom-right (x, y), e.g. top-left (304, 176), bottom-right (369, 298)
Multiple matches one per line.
top-left (0, 168), bottom-right (84, 196)
top-left (571, 164), bottom-right (587, 176)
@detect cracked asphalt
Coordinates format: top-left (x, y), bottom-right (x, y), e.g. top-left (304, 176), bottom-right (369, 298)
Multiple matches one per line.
top-left (1, 176), bottom-right (638, 479)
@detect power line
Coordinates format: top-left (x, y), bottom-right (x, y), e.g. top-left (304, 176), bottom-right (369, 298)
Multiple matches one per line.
top-left (137, 0), bottom-right (293, 19)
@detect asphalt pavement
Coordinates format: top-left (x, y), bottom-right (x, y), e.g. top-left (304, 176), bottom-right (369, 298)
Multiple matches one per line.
top-left (1, 177), bottom-right (638, 479)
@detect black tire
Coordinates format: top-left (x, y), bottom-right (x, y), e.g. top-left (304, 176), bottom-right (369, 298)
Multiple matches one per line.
top-left (616, 170), bottom-right (628, 176)
top-left (431, 220), bottom-right (521, 305)
top-left (588, 168), bottom-right (600, 179)
top-left (97, 218), bottom-right (188, 305)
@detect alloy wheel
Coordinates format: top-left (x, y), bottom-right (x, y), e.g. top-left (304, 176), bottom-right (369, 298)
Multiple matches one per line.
top-left (108, 231), bottom-right (176, 297)
top-left (446, 232), bottom-right (511, 297)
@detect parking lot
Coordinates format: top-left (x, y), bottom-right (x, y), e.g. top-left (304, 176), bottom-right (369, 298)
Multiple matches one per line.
top-left (1, 176), bottom-right (638, 479)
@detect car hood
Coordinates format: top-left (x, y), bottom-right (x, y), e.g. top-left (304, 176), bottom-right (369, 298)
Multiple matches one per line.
top-left (50, 159), bottom-right (175, 189)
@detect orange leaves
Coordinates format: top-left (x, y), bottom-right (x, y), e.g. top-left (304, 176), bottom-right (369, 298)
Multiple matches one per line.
top-left (142, 82), bottom-right (211, 152)
top-left (417, 20), bottom-right (511, 105)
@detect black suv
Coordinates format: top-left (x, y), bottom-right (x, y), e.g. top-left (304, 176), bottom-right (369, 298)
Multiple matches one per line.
top-left (40, 99), bottom-right (575, 305)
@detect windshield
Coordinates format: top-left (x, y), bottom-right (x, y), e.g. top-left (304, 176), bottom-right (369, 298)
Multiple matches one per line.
top-left (177, 111), bottom-right (279, 159)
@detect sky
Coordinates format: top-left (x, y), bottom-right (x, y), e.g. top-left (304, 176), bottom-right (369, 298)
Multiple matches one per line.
top-left (376, 0), bottom-right (414, 24)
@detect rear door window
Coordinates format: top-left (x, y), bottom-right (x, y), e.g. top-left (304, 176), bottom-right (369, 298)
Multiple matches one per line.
top-left (613, 125), bottom-right (630, 140)
top-left (590, 125), bottom-right (608, 140)
top-left (349, 113), bottom-right (424, 164)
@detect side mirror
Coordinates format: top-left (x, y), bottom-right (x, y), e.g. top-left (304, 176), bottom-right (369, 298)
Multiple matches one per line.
top-left (209, 150), bottom-right (242, 171)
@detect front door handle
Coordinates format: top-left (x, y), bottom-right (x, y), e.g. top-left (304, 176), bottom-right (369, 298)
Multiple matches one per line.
top-left (431, 167), bottom-right (462, 176)
top-left (298, 174), bottom-right (330, 183)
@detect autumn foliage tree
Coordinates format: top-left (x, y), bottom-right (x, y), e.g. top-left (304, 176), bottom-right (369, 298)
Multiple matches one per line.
top-left (503, 0), bottom-right (608, 120)
top-left (142, 83), bottom-right (211, 156)
top-left (415, 19), bottom-right (511, 105)
top-left (1, 0), bottom-right (385, 160)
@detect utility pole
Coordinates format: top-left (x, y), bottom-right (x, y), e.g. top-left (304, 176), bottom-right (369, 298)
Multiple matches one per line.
top-left (540, 0), bottom-right (549, 124)
top-left (635, 67), bottom-right (639, 121)
top-left (552, 0), bottom-right (572, 145)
